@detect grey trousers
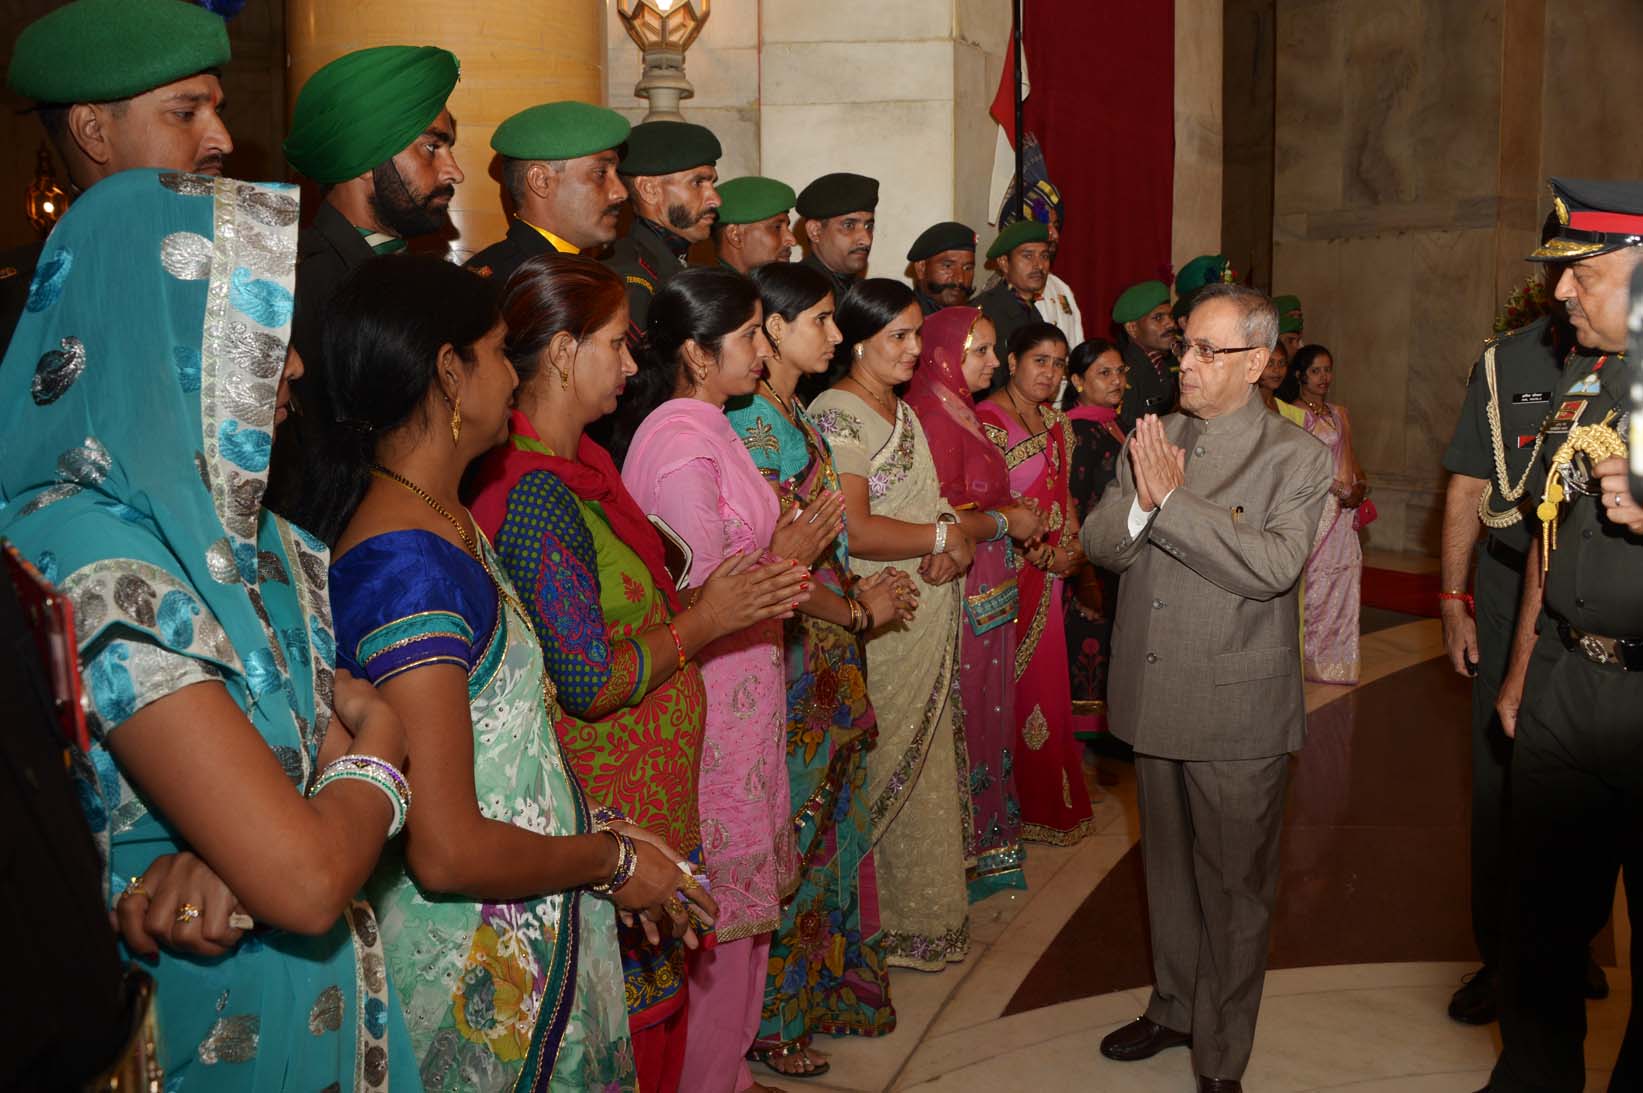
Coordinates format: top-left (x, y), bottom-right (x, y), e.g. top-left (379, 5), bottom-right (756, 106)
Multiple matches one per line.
top-left (1136, 752), bottom-right (1290, 1081)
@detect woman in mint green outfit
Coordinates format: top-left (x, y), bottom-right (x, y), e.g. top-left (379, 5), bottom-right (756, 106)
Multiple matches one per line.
top-left (301, 254), bottom-right (714, 1091)
top-left (0, 169), bottom-right (419, 1090)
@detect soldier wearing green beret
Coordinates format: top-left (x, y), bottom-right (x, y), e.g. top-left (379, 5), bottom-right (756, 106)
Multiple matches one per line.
top-left (1111, 279), bottom-right (1180, 426)
top-left (604, 120), bottom-right (722, 341)
top-left (0, 0), bottom-right (234, 342)
top-left (974, 219), bottom-right (1051, 382)
top-left (1272, 293), bottom-right (1305, 359)
top-left (467, 101), bottom-right (631, 287)
top-left (269, 44), bottom-right (463, 513)
top-left (907, 221), bottom-right (978, 315)
top-left (796, 171), bottom-right (878, 301)
top-left (1172, 253), bottom-right (1231, 322)
top-left (712, 176), bottom-right (797, 274)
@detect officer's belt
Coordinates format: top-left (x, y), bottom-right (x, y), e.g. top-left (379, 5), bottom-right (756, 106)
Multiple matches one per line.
top-left (1555, 620), bottom-right (1643, 671)
top-left (1485, 535), bottom-right (1527, 574)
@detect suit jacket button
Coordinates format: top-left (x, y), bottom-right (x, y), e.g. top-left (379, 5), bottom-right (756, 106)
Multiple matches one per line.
top-left (1146, 652), bottom-right (1158, 664)
top-left (1152, 598), bottom-right (1165, 609)
top-left (1194, 446), bottom-right (1205, 457)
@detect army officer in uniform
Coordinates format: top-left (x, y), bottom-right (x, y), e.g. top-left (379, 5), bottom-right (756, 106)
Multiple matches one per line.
top-left (1439, 308), bottom-right (1585, 1025)
top-left (1485, 177), bottom-right (1643, 1093)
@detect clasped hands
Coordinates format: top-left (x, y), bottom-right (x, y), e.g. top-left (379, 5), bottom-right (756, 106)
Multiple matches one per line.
top-left (1129, 414), bottom-right (1186, 513)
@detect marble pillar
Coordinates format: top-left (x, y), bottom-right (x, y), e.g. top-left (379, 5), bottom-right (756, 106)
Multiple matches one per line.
top-left (287, 0), bottom-right (605, 260)
top-left (1174, 0), bottom-right (1224, 275)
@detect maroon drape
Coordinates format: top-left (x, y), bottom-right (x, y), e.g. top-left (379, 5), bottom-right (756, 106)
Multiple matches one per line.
top-left (1019, 1), bottom-right (1175, 340)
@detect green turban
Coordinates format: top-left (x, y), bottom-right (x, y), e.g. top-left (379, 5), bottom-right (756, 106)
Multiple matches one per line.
top-left (8, 0), bottom-right (230, 104)
top-left (285, 45), bottom-right (460, 185)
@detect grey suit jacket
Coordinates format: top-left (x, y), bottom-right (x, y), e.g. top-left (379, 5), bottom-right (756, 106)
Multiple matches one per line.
top-left (1080, 390), bottom-right (1333, 761)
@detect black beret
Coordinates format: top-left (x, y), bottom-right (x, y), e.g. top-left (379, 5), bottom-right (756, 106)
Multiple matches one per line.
top-left (796, 172), bottom-right (879, 219)
top-left (618, 120), bottom-right (721, 177)
top-left (907, 221), bottom-right (978, 262)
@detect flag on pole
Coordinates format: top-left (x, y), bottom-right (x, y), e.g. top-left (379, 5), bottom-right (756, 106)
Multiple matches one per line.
top-left (987, 31), bottom-right (1029, 226)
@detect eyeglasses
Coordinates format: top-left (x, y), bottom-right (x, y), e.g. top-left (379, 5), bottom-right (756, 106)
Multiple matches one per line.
top-left (1173, 338), bottom-right (1262, 364)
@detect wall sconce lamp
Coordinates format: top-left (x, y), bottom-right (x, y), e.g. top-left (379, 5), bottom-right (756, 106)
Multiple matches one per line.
top-left (25, 143), bottom-right (68, 237)
top-left (615, 0), bottom-right (710, 122)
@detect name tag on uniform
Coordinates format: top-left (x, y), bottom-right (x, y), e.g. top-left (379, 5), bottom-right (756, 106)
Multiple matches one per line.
top-left (1512, 391), bottom-right (1552, 404)
top-left (1546, 398), bottom-right (1589, 434)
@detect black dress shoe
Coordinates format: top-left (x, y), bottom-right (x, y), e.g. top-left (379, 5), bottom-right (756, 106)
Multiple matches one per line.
top-left (1585, 953), bottom-right (1610, 1000)
top-left (1099, 1016), bottom-right (1191, 1061)
top-left (1198, 1079), bottom-right (1242, 1093)
top-left (1448, 965), bottom-right (1498, 1025)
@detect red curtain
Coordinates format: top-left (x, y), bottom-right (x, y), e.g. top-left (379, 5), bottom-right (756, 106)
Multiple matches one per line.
top-left (1019, 0), bottom-right (1175, 340)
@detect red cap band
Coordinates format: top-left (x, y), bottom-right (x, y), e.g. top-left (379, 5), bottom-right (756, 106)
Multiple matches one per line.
top-left (1567, 210), bottom-right (1643, 234)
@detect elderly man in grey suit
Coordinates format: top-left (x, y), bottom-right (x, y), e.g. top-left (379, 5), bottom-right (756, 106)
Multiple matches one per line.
top-left (1082, 283), bottom-right (1333, 1093)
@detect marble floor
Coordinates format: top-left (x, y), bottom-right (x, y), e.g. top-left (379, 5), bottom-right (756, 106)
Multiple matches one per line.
top-left (754, 616), bottom-right (1633, 1092)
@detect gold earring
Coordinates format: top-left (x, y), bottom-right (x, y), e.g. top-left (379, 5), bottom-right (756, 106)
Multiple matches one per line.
top-left (553, 361), bottom-right (571, 390)
top-left (449, 394), bottom-right (462, 444)
top-left (853, 344), bottom-right (865, 360)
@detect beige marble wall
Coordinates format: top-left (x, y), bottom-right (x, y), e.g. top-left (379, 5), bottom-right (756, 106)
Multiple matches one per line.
top-left (1274, 0), bottom-right (1509, 554)
top-left (604, 0), bottom-right (1010, 280)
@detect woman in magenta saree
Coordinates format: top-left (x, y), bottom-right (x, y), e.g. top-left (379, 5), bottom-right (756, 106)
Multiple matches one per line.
top-left (906, 306), bottom-right (1045, 895)
top-left (976, 323), bottom-right (1095, 846)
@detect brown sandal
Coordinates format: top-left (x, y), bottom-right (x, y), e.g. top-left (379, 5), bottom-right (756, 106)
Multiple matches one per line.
top-left (749, 1041), bottom-right (831, 1079)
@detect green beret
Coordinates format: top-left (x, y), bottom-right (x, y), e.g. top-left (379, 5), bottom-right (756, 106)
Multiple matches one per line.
top-left (492, 101), bottom-right (629, 161)
top-left (907, 221), bottom-right (977, 262)
top-left (1272, 293), bottom-right (1303, 334)
top-left (715, 177), bottom-right (796, 226)
top-left (1112, 280), bottom-right (1170, 324)
top-left (285, 45), bottom-right (460, 185)
top-left (1175, 253), bottom-right (1230, 297)
top-left (986, 219), bottom-right (1049, 260)
top-left (618, 120), bottom-right (721, 177)
top-left (8, 0), bottom-right (230, 104)
top-left (796, 173), bottom-right (879, 219)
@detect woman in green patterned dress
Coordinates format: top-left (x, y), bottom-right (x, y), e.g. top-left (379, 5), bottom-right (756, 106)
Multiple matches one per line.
top-left (305, 255), bottom-right (716, 1091)
top-left (727, 263), bottom-right (913, 1077)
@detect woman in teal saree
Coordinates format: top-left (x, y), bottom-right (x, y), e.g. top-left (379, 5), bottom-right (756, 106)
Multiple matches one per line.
top-left (0, 169), bottom-right (419, 1090)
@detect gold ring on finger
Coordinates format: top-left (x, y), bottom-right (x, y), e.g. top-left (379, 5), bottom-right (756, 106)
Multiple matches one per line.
top-left (121, 875), bottom-right (147, 901)
top-left (665, 897), bottom-right (687, 916)
top-left (176, 903), bottom-right (202, 924)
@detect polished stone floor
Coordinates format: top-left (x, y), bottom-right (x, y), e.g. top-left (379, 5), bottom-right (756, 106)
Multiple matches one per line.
top-left (756, 616), bottom-right (1632, 1092)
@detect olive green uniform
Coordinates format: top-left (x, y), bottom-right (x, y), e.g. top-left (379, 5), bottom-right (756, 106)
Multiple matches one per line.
top-left (1490, 347), bottom-right (1643, 1092)
top-left (604, 218), bottom-right (688, 344)
top-left (1119, 338), bottom-right (1179, 426)
top-left (1439, 315), bottom-right (1573, 975)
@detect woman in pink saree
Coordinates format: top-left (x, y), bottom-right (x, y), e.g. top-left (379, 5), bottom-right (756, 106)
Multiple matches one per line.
top-left (975, 323), bottom-right (1095, 846)
top-left (1282, 344), bottom-right (1366, 685)
top-left (905, 306), bottom-right (1044, 898)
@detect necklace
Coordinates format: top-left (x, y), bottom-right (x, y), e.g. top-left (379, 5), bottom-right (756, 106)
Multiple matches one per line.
top-left (846, 372), bottom-right (897, 418)
top-left (1005, 385), bottom-right (1046, 436)
top-left (1301, 396), bottom-right (1330, 416)
top-left (372, 464), bottom-right (477, 556)
top-left (761, 378), bottom-right (799, 423)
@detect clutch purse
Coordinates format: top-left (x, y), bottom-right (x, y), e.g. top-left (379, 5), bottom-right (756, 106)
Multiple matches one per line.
top-left (647, 515), bottom-right (694, 592)
top-left (964, 577), bottom-right (1019, 635)
top-left (1353, 497), bottom-right (1379, 530)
